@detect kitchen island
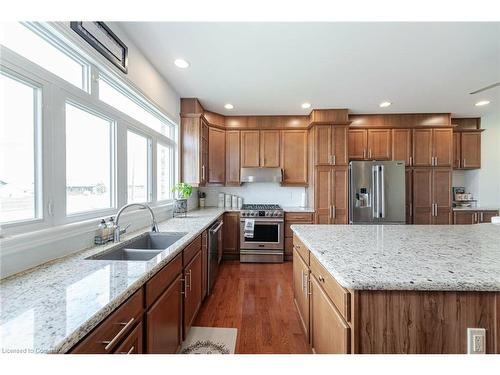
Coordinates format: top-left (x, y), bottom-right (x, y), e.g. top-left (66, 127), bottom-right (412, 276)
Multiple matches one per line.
top-left (291, 224), bottom-right (500, 354)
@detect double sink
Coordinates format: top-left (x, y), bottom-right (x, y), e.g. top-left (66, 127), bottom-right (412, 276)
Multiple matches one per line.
top-left (86, 232), bottom-right (188, 261)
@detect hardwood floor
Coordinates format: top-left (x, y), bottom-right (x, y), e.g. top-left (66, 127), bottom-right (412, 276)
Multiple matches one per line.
top-left (194, 261), bottom-right (311, 354)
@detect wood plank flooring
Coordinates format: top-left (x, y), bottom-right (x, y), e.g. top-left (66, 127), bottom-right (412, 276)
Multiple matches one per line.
top-left (194, 261), bottom-right (311, 354)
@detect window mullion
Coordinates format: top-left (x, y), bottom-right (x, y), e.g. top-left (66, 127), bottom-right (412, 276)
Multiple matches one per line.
top-left (115, 120), bottom-right (128, 209)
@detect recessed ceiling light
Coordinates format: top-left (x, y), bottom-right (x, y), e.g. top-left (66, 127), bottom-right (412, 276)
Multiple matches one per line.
top-left (379, 101), bottom-right (392, 108)
top-left (301, 102), bottom-right (311, 109)
top-left (224, 103), bottom-right (234, 110)
top-left (475, 100), bottom-right (490, 106)
top-left (174, 59), bottom-right (190, 69)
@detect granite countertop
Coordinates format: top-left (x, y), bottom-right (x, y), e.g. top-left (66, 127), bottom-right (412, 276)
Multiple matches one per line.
top-left (452, 207), bottom-right (499, 212)
top-left (291, 224), bottom-right (500, 292)
top-left (0, 208), bottom-right (224, 354)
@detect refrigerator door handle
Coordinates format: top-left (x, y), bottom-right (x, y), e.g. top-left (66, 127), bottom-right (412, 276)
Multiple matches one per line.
top-left (380, 165), bottom-right (385, 218)
top-left (372, 165), bottom-right (378, 219)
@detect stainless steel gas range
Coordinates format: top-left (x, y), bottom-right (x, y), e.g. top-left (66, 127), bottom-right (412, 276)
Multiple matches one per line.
top-left (239, 204), bottom-right (284, 263)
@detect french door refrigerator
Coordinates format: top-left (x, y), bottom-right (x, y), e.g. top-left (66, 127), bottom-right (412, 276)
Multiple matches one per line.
top-left (349, 160), bottom-right (406, 224)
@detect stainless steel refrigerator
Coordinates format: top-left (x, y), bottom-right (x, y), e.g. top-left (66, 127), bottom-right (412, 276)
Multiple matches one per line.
top-left (349, 161), bottom-right (406, 224)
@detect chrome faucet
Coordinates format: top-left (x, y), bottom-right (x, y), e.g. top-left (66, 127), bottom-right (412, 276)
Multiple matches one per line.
top-left (113, 203), bottom-right (159, 243)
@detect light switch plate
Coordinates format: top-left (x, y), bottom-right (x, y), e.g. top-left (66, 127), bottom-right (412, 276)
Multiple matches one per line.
top-left (467, 328), bottom-right (486, 354)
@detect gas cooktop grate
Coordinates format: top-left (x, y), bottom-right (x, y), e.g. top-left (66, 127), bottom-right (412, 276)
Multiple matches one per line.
top-left (241, 204), bottom-right (283, 210)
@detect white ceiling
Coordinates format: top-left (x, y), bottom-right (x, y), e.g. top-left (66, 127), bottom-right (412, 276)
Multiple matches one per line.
top-left (119, 22), bottom-right (500, 117)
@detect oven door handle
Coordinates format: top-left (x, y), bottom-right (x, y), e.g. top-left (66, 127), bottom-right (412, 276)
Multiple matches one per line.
top-left (239, 218), bottom-right (284, 223)
top-left (210, 221), bottom-right (223, 233)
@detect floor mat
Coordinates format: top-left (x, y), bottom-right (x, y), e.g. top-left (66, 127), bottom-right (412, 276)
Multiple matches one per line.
top-left (180, 326), bottom-right (237, 354)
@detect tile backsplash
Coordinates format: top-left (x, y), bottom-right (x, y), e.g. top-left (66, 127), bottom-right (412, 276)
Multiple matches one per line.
top-left (199, 183), bottom-right (307, 207)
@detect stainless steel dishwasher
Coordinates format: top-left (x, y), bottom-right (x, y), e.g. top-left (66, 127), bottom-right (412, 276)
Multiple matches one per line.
top-left (207, 218), bottom-right (223, 295)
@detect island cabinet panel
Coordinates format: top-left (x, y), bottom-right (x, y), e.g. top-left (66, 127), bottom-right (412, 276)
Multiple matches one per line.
top-left (367, 129), bottom-right (392, 160)
top-left (260, 130), bottom-right (281, 167)
top-left (114, 321), bottom-right (143, 354)
top-left (310, 274), bottom-right (350, 354)
top-left (281, 130), bottom-right (308, 186)
top-left (293, 247), bottom-right (310, 339)
top-left (71, 289), bottom-right (144, 354)
top-left (314, 166), bottom-right (348, 224)
top-left (354, 290), bottom-right (499, 354)
top-left (460, 132), bottom-right (481, 169)
top-left (146, 275), bottom-right (182, 354)
top-left (225, 130), bottom-right (241, 185)
top-left (223, 212), bottom-right (240, 260)
top-left (183, 250), bottom-right (203, 338)
top-left (392, 129), bottom-right (412, 166)
top-left (207, 126), bottom-right (226, 184)
top-left (241, 130), bottom-right (260, 167)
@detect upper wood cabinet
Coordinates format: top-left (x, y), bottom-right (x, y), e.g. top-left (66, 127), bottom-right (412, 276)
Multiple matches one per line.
top-left (208, 127), bottom-right (225, 184)
top-left (225, 130), bottom-right (241, 185)
top-left (260, 130), bottom-right (281, 167)
top-left (314, 125), bottom-right (348, 166)
top-left (454, 131), bottom-right (481, 169)
top-left (348, 129), bottom-right (391, 160)
top-left (181, 116), bottom-right (209, 186)
top-left (413, 128), bottom-right (452, 167)
top-left (241, 130), bottom-right (260, 167)
top-left (392, 129), bottom-right (412, 166)
top-left (314, 166), bottom-right (348, 224)
top-left (412, 168), bottom-right (451, 225)
top-left (281, 130), bottom-right (308, 186)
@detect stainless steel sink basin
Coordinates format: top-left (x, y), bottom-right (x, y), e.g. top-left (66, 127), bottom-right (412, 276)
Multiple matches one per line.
top-left (86, 232), bottom-right (188, 261)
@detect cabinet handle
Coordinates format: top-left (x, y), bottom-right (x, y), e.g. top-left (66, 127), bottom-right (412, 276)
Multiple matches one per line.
top-left (118, 346), bottom-right (135, 354)
top-left (369, 149), bottom-right (372, 159)
top-left (409, 203), bottom-right (413, 217)
top-left (435, 156), bottom-right (438, 166)
top-left (301, 270), bottom-right (306, 293)
top-left (332, 206), bottom-right (336, 219)
top-left (463, 158), bottom-right (466, 168)
top-left (187, 269), bottom-right (192, 292)
top-left (101, 318), bottom-right (135, 351)
top-left (409, 156), bottom-right (413, 166)
top-left (201, 165), bottom-right (205, 180)
top-left (363, 149), bottom-right (366, 159)
top-left (332, 155), bottom-right (336, 165)
top-left (318, 275), bottom-right (325, 282)
top-left (308, 280), bottom-right (312, 295)
top-left (329, 205), bottom-right (332, 219)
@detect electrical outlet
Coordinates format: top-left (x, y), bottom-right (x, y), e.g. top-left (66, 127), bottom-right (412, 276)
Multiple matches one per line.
top-left (467, 328), bottom-right (486, 354)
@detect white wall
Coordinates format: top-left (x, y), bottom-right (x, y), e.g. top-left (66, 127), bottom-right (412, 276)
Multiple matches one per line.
top-left (453, 112), bottom-right (500, 208)
top-left (200, 184), bottom-right (307, 208)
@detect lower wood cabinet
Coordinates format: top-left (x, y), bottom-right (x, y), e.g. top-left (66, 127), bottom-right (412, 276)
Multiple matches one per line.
top-left (314, 166), bottom-right (348, 224)
top-left (310, 274), bottom-right (350, 354)
top-left (284, 212), bottom-right (313, 260)
top-left (146, 276), bottom-right (182, 354)
top-left (114, 321), bottom-right (143, 354)
top-left (223, 212), bottom-right (240, 260)
top-left (412, 168), bottom-right (451, 224)
top-left (183, 249), bottom-right (203, 338)
top-left (292, 247), bottom-right (310, 339)
top-left (453, 210), bottom-right (498, 224)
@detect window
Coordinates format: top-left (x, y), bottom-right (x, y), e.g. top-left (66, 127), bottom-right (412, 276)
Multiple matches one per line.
top-left (127, 130), bottom-right (149, 203)
top-left (99, 76), bottom-right (174, 138)
top-left (157, 143), bottom-right (173, 201)
top-left (1, 23), bottom-right (88, 90)
top-left (65, 103), bottom-right (113, 214)
top-left (0, 72), bottom-right (41, 223)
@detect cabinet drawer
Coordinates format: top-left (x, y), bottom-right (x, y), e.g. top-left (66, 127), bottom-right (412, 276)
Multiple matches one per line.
top-left (71, 289), bottom-right (144, 353)
top-left (114, 321), bottom-right (143, 354)
top-left (310, 253), bottom-right (350, 322)
top-left (285, 212), bottom-right (314, 222)
top-left (292, 234), bottom-right (309, 265)
top-left (146, 253), bottom-right (182, 307)
top-left (183, 235), bottom-right (202, 266)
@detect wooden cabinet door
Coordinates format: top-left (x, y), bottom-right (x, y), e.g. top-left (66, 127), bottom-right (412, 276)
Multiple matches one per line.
top-left (146, 275), bottom-right (182, 353)
top-left (432, 128), bottom-right (453, 167)
top-left (405, 168), bottom-right (413, 224)
top-left (223, 212), bottom-right (240, 259)
top-left (315, 125), bottom-right (332, 165)
top-left (412, 168), bottom-right (433, 224)
top-left (293, 247), bottom-right (310, 339)
top-left (461, 132), bottom-right (481, 169)
top-left (241, 130), bottom-right (260, 167)
top-left (480, 210), bottom-right (499, 223)
top-left (225, 130), bottom-right (240, 185)
top-left (114, 321), bottom-right (143, 354)
top-left (432, 169), bottom-right (451, 224)
top-left (310, 274), bottom-right (350, 354)
top-left (393, 129), bottom-right (412, 166)
top-left (332, 126), bottom-right (348, 165)
top-left (332, 167), bottom-right (348, 224)
top-left (208, 127), bottom-right (225, 184)
top-left (367, 129), bottom-right (391, 160)
top-left (314, 166), bottom-right (333, 224)
top-left (260, 130), bottom-right (280, 167)
top-left (453, 211), bottom-right (476, 224)
top-left (348, 129), bottom-right (367, 160)
top-left (412, 129), bottom-right (433, 167)
top-left (453, 132), bottom-right (461, 169)
top-left (281, 130), bottom-right (308, 185)
top-left (184, 250), bottom-right (202, 337)
top-left (201, 121), bottom-right (209, 185)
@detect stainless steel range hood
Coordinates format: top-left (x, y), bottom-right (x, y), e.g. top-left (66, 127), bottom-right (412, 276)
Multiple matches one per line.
top-left (240, 168), bottom-right (283, 183)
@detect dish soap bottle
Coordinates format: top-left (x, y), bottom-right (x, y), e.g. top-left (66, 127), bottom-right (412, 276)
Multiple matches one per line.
top-left (95, 219), bottom-right (107, 245)
top-left (107, 217), bottom-right (115, 242)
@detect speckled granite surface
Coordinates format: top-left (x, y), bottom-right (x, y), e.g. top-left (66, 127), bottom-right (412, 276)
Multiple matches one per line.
top-left (0, 208), bottom-right (224, 354)
top-left (282, 207), bottom-right (315, 213)
top-left (291, 224), bottom-right (500, 292)
top-left (452, 207), bottom-right (499, 212)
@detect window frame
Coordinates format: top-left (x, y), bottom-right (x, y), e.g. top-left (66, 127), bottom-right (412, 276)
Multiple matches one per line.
top-left (156, 141), bottom-right (175, 203)
top-left (0, 22), bottom-right (178, 237)
top-left (126, 127), bottom-right (153, 205)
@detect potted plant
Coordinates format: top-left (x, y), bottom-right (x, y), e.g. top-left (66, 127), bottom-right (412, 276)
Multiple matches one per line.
top-left (171, 182), bottom-right (193, 216)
